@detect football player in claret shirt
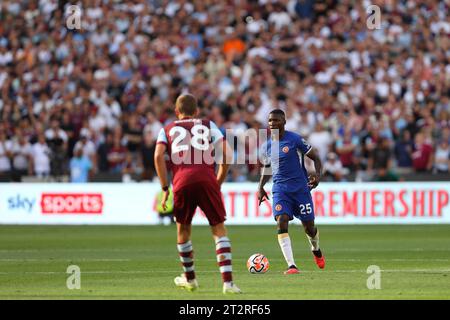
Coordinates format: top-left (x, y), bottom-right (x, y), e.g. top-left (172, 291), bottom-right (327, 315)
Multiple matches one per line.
top-left (154, 93), bottom-right (241, 294)
top-left (258, 109), bottom-right (326, 274)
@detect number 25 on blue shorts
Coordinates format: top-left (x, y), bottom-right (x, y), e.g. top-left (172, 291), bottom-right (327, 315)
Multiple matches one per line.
top-left (272, 191), bottom-right (315, 222)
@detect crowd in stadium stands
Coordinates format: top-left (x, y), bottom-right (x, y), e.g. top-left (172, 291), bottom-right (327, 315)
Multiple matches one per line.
top-left (0, 0), bottom-right (449, 183)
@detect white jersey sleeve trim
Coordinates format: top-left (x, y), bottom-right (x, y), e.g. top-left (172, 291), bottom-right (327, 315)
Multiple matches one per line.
top-left (156, 128), bottom-right (168, 145)
top-left (304, 145), bottom-right (313, 155)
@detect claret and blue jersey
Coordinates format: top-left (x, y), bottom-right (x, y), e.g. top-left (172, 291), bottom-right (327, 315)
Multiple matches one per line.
top-left (261, 130), bottom-right (315, 222)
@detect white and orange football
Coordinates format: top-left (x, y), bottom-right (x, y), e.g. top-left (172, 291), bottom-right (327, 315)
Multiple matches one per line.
top-left (247, 253), bottom-right (270, 274)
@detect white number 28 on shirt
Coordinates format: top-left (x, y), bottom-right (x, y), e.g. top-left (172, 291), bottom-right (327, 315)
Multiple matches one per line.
top-left (169, 124), bottom-right (210, 153)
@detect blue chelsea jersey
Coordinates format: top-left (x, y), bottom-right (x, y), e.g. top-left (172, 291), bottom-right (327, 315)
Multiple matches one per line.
top-left (261, 131), bottom-right (312, 193)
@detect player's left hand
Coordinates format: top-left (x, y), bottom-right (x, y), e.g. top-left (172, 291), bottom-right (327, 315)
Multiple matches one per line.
top-left (308, 174), bottom-right (320, 190)
top-left (257, 188), bottom-right (270, 206)
top-left (161, 190), bottom-right (170, 211)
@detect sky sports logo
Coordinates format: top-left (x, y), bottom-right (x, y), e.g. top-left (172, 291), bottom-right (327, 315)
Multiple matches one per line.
top-left (41, 194), bottom-right (103, 214)
top-left (8, 193), bottom-right (103, 214)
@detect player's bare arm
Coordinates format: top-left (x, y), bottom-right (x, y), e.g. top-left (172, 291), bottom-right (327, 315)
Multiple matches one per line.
top-left (258, 165), bottom-right (271, 206)
top-left (306, 148), bottom-right (322, 190)
top-left (154, 143), bottom-right (170, 210)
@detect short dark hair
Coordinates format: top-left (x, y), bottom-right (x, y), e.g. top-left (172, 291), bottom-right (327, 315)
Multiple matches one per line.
top-left (176, 94), bottom-right (198, 116)
top-left (269, 109), bottom-right (285, 117)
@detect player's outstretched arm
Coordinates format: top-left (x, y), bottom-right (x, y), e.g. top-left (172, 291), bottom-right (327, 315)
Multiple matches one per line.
top-left (306, 148), bottom-right (322, 190)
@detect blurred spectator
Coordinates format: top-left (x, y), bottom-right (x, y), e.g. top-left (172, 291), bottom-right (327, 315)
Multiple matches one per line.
top-left (88, 106), bottom-right (107, 137)
top-left (433, 140), bottom-right (450, 173)
top-left (70, 148), bottom-right (92, 183)
top-left (123, 113), bottom-right (143, 155)
top-left (0, 130), bottom-right (12, 181)
top-left (45, 118), bottom-right (68, 181)
top-left (143, 112), bottom-right (163, 139)
top-left (441, 128), bottom-right (450, 145)
top-left (308, 122), bottom-right (332, 163)
top-left (323, 152), bottom-right (346, 182)
top-left (335, 129), bottom-right (359, 170)
top-left (368, 138), bottom-right (393, 173)
top-left (31, 134), bottom-right (51, 180)
top-left (222, 29), bottom-right (246, 64)
top-left (122, 152), bottom-right (141, 182)
top-left (294, 0), bottom-right (315, 20)
top-left (11, 132), bottom-right (33, 182)
top-left (268, 4), bottom-right (292, 31)
top-left (73, 131), bottom-right (97, 173)
top-left (97, 132), bottom-right (114, 173)
top-left (140, 130), bottom-right (157, 181)
top-left (107, 136), bottom-right (128, 174)
top-left (412, 133), bottom-right (434, 172)
top-left (394, 130), bottom-right (414, 169)
top-left (225, 111), bottom-right (249, 155)
top-left (60, 110), bottom-right (76, 158)
top-left (99, 96), bottom-right (122, 129)
top-left (368, 138), bottom-right (398, 181)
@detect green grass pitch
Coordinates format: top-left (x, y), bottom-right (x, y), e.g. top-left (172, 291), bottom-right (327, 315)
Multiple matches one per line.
top-left (0, 225), bottom-right (449, 300)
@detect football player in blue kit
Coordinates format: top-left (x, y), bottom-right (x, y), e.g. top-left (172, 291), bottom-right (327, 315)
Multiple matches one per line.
top-left (258, 109), bottom-right (325, 274)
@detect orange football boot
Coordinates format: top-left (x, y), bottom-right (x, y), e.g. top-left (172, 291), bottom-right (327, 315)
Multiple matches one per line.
top-left (313, 252), bottom-right (325, 269)
top-left (284, 265), bottom-right (300, 275)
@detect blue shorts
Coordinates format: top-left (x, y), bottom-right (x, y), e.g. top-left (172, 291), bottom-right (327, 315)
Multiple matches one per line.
top-left (272, 191), bottom-right (315, 222)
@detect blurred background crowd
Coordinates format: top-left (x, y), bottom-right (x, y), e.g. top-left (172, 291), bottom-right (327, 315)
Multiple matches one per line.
top-left (0, 0), bottom-right (449, 183)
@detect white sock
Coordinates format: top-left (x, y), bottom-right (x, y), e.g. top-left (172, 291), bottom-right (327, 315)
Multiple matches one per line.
top-left (306, 229), bottom-right (320, 251)
top-left (278, 233), bottom-right (296, 267)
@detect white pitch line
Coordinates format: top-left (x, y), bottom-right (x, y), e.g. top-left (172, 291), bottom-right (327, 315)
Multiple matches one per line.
top-left (201, 258), bottom-right (450, 262)
top-left (177, 258), bottom-right (450, 262)
top-left (0, 258), bottom-right (448, 262)
top-left (0, 259), bottom-right (130, 262)
top-left (0, 269), bottom-right (449, 275)
top-left (1, 248), bottom-right (449, 253)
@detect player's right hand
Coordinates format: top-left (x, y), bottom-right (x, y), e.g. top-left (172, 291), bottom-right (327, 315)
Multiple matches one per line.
top-left (161, 190), bottom-right (170, 211)
top-left (257, 188), bottom-right (269, 206)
